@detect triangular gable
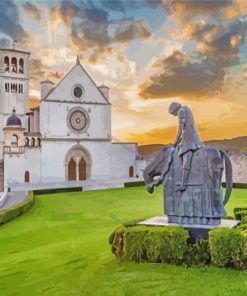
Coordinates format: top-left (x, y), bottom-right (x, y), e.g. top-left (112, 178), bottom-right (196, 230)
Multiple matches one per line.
top-left (43, 63), bottom-right (110, 105)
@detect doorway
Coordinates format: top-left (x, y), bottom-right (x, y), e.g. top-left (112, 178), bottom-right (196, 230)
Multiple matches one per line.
top-left (68, 158), bottom-right (77, 181)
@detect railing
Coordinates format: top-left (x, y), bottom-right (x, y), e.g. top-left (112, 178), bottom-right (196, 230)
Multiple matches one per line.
top-left (4, 146), bottom-right (25, 154)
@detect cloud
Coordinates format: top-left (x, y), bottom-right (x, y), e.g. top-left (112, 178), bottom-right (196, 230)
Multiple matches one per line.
top-left (48, 0), bottom-right (151, 63)
top-left (99, 0), bottom-right (142, 12)
top-left (29, 58), bottom-right (48, 82)
top-left (0, 0), bottom-right (28, 42)
top-left (22, 2), bottom-right (42, 21)
top-left (148, 0), bottom-right (232, 18)
top-left (139, 0), bottom-right (247, 99)
top-left (114, 20), bottom-right (151, 42)
top-left (140, 50), bottom-right (225, 99)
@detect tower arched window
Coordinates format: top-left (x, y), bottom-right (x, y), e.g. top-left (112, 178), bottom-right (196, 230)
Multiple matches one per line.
top-left (37, 138), bottom-right (41, 147)
top-left (31, 138), bottom-right (35, 147)
top-left (25, 137), bottom-right (29, 147)
top-left (11, 134), bottom-right (18, 147)
top-left (19, 58), bottom-right (24, 74)
top-left (11, 57), bottom-right (17, 73)
top-left (4, 56), bottom-right (9, 72)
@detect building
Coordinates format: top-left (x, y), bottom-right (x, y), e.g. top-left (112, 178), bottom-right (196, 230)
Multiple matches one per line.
top-left (0, 48), bottom-right (146, 191)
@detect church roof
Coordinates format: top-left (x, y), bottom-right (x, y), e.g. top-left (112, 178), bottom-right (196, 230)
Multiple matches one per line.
top-left (42, 57), bottom-right (111, 105)
top-left (40, 79), bottom-right (54, 84)
top-left (6, 108), bottom-right (22, 126)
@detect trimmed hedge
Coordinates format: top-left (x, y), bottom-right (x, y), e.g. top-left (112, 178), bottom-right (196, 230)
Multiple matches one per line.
top-left (124, 181), bottom-right (145, 187)
top-left (0, 191), bottom-right (34, 225)
top-left (34, 187), bottom-right (82, 195)
top-left (234, 207), bottom-right (247, 221)
top-left (183, 240), bottom-right (211, 267)
top-left (222, 182), bottom-right (247, 189)
top-left (123, 225), bottom-right (189, 264)
top-left (110, 219), bottom-right (247, 269)
top-left (209, 228), bottom-right (247, 269)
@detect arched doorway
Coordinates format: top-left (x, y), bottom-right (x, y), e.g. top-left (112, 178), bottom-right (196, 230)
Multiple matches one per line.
top-left (65, 145), bottom-right (92, 181)
top-left (68, 158), bottom-right (77, 181)
top-left (129, 166), bottom-right (134, 178)
top-left (24, 171), bottom-right (30, 183)
top-left (79, 158), bottom-right (86, 180)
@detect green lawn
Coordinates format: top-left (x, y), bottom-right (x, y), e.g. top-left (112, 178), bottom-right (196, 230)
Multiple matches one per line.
top-left (0, 187), bottom-right (247, 296)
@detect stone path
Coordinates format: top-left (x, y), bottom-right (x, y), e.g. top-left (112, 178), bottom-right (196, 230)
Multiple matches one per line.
top-left (0, 191), bottom-right (27, 210)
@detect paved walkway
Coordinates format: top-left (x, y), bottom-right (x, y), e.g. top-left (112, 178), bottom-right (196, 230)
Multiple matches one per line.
top-left (0, 191), bottom-right (27, 210)
top-left (9, 177), bottom-right (144, 192)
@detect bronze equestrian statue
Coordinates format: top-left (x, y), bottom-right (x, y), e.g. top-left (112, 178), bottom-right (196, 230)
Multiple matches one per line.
top-left (143, 102), bottom-right (233, 226)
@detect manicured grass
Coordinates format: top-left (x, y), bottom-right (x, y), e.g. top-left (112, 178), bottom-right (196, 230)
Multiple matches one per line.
top-left (0, 187), bottom-right (247, 295)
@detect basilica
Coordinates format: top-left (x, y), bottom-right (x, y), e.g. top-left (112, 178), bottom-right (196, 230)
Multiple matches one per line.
top-left (0, 48), bottom-right (145, 192)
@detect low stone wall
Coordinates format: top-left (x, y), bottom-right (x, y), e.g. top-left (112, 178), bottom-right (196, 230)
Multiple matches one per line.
top-left (229, 152), bottom-right (247, 183)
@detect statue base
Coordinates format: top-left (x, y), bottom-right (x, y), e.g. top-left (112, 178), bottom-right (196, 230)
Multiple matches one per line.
top-left (168, 215), bottom-right (220, 225)
top-left (138, 216), bottom-right (240, 243)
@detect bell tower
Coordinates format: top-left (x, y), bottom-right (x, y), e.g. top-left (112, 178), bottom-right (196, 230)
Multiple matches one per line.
top-left (0, 47), bottom-right (30, 161)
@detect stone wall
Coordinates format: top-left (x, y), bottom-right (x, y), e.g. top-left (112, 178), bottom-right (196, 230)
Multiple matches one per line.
top-left (0, 160), bottom-right (4, 192)
top-left (229, 152), bottom-right (247, 183)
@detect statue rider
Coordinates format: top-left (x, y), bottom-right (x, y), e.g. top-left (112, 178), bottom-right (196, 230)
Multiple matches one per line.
top-left (168, 102), bottom-right (204, 192)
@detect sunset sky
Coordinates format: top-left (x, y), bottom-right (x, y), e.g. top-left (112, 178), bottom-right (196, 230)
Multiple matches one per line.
top-left (1, 0), bottom-right (247, 144)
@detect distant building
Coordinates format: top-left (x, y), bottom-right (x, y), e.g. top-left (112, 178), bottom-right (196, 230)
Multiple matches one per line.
top-left (0, 48), bottom-right (145, 191)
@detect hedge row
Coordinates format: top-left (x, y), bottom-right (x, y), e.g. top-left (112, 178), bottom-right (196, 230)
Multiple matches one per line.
top-left (33, 187), bottom-right (82, 195)
top-left (222, 182), bottom-right (247, 189)
top-left (110, 219), bottom-right (247, 269)
top-left (0, 191), bottom-right (34, 225)
top-left (124, 181), bottom-right (145, 188)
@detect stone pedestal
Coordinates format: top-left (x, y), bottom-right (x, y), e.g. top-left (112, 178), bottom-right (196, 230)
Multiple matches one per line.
top-left (138, 216), bottom-right (240, 243)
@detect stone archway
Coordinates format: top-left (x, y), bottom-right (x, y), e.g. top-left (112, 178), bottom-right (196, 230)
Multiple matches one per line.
top-left (65, 144), bottom-right (92, 181)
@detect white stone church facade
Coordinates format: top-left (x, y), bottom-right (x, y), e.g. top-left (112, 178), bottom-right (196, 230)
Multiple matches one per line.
top-left (0, 48), bottom-right (145, 192)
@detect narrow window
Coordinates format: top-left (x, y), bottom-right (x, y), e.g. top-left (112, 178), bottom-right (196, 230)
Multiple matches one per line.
top-left (11, 57), bottom-right (17, 73)
top-left (19, 59), bottom-right (24, 74)
top-left (129, 166), bottom-right (134, 178)
top-left (28, 117), bottom-right (30, 132)
top-left (4, 56), bottom-right (9, 72)
top-left (31, 138), bottom-right (35, 147)
top-left (11, 134), bottom-right (18, 147)
top-left (25, 137), bottom-right (29, 146)
top-left (5, 83), bottom-right (9, 92)
top-left (24, 171), bottom-right (30, 183)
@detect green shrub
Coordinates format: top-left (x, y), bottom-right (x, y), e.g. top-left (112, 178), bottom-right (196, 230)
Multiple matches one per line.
top-left (222, 183), bottom-right (247, 189)
top-left (34, 187), bottom-right (82, 195)
top-left (0, 191), bottom-right (34, 225)
top-left (222, 215), bottom-right (234, 220)
top-left (123, 226), bottom-right (189, 264)
top-left (124, 181), bottom-right (145, 188)
top-left (183, 240), bottom-right (211, 266)
top-left (234, 207), bottom-right (247, 220)
top-left (209, 228), bottom-right (247, 269)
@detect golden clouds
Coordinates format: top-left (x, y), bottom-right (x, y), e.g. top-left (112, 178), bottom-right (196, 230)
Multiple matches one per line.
top-left (49, 7), bottom-right (74, 29)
